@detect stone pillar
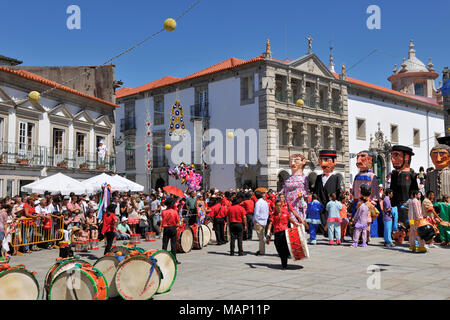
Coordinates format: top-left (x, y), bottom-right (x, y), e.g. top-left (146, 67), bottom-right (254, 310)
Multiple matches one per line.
top-left (314, 78), bottom-right (320, 109)
top-left (286, 71), bottom-right (293, 104)
top-left (340, 83), bottom-right (350, 188)
top-left (300, 74), bottom-right (306, 100)
top-left (327, 83), bottom-right (333, 112)
top-left (327, 126), bottom-right (334, 149)
top-left (301, 122), bottom-right (308, 148)
top-left (315, 125), bottom-right (321, 149)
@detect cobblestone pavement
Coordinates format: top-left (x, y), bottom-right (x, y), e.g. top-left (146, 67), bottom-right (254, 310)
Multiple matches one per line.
top-left (9, 233), bottom-right (450, 300)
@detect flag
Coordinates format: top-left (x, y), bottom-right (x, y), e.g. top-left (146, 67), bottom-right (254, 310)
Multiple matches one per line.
top-left (97, 184), bottom-right (111, 222)
top-left (442, 79), bottom-right (450, 96)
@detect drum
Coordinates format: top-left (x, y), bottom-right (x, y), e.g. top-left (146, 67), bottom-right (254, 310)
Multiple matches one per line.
top-left (47, 262), bottom-right (108, 300)
top-left (74, 241), bottom-right (89, 252)
top-left (200, 224), bottom-right (211, 247)
top-left (89, 239), bottom-right (100, 250)
top-left (207, 221), bottom-right (215, 242)
top-left (144, 249), bottom-right (177, 294)
top-left (93, 254), bottom-right (125, 298)
top-left (58, 241), bottom-right (72, 259)
top-left (285, 226), bottom-right (310, 261)
top-left (130, 234), bottom-right (141, 244)
top-left (44, 258), bottom-right (90, 296)
top-left (110, 245), bottom-right (131, 257)
top-left (145, 232), bottom-right (156, 242)
top-left (176, 226), bottom-right (193, 253)
top-left (0, 265), bottom-right (39, 300)
top-left (114, 255), bottom-right (161, 300)
top-left (191, 224), bottom-right (204, 250)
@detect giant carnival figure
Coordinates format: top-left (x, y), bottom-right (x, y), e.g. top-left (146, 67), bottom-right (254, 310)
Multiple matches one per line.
top-left (390, 145), bottom-right (419, 225)
top-left (313, 150), bottom-right (345, 234)
top-left (351, 150), bottom-right (380, 238)
top-left (281, 153), bottom-right (309, 221)
top-left (428, 136), bottom-right (450, 245)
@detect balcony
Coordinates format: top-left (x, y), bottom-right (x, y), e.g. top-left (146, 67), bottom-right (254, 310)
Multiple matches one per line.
top-left (190, 103), bottom-right (209, 120)
top-left (0, 141), bottom-right (116, 172)
top-left (120, 117), bottom-right (136, 132)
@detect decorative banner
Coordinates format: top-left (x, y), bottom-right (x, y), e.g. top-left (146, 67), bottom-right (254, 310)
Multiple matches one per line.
top-left (168, 162), bottom-right (202, 192)
top-left (145, 104), bottom-right (152, 171)
top-left (168, 100), bottom-right (186, 138)
top-left (97, 183), bottom-right (111, 222)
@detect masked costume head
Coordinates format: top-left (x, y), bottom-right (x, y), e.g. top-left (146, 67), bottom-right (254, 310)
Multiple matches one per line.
top-left (430, 144), bottom-right (450, 170)
top-left (289, 153), bottom-right (307, 175)
top-left (391, 145), bottom-right (414, 171)
top-left (319, 150), bottom-right (337, 174)
top-left (356, 150), bottom-right (376, 171)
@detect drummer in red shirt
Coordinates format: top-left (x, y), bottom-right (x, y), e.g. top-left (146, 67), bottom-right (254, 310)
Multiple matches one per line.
top-left (161, 197), bottom-right (182, 264)
top-left (209, 197), bottom-right (228, 245)
top-left (101, 204), bottom-right (118, 255)
top-left (240, 193), bottom-right (255, 240)
top-left (227, 195), bottom-right (247, 256)
top-left (267, 199), bottom-right (302, 270)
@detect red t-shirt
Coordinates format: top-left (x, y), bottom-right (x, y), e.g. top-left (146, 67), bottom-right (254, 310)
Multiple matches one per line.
top-left (282, 203), bottom-right (294, 215)
top-left (23, 203), bottom-right (36, 226)
top-left (101, 213), bottom-right (117, 234)
top-left (161, 208), bottom-right (180, 227)
top-left (270, 211), bottom-right (291, 234)
top-left (227, 205), bottom-right (246, 223)
top-left (222, 198), bottom-right (231, 208)
top-left (210, 203), bottom-right (227, 219)
top-left (240, 199), bottom-right (255, 215)
top-left (252, 195), bottom-right (257, 204)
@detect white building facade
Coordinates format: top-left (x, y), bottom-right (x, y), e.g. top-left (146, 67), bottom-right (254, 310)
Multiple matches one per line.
top-left (0, 67), bottom-right (117, 197)
top-left (116, 41), bottom-right (445, 192)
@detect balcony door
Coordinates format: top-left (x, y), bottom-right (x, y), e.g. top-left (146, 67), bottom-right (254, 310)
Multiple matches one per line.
top-left (18, 121), bottom-right (35, 159)
top-left (76, 132), bottom-right (87, 167)
top-left (53, 128), bottom-right (65, 165)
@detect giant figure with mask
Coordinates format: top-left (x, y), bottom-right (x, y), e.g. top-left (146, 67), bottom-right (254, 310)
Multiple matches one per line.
top-left (313, 150), bottom-right (345, 234)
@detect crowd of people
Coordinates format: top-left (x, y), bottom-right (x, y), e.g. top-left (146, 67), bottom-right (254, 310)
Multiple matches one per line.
top-left (0, 167), bottom-right (449, 270)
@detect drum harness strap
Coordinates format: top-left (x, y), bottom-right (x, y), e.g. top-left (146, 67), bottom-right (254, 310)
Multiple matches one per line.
top-left (139, 255), bottom-right (159, 297)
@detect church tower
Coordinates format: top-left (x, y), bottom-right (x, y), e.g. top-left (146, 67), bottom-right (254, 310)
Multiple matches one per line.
top-left (387, 40), bottom-right (439, 99)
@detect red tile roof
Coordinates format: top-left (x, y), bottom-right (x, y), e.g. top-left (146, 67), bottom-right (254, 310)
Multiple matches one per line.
top-left (331, 72), bottom-right (441, 107)
top-left (116, 56), bottom-right (265, 99)
top-left (0, 66), bottom-right (120, 108)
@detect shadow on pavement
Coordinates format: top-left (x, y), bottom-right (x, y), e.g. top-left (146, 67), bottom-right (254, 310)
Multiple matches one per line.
top-left (245, 262), bottom-right (304, 270)
top-left (76, 253), bottom-right (100, 260)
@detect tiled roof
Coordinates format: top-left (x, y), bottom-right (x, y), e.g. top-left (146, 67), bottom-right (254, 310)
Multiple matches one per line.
top-left (331, 72), bottom-right (440, 108)
top-left (116, 56), bottom-right (265, 99)
top-left (0, 66), bottom-right (119, 108)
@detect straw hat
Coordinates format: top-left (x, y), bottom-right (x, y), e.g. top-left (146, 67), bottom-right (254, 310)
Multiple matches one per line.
top-left (71, 226), bottom-right (80, 233)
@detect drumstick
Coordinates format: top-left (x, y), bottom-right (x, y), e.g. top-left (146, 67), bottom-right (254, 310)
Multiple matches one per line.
top-left (139, 257), bottom-right (157, 297)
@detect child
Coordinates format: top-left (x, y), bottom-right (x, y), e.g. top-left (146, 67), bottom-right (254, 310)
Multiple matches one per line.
top-left (339, 195), bottom-right (349, 242)
top-left (305, 194), bottom-right (323, 245)
top-left (352, 184), bottom-right (371, 248)
top-left (326, 193), bottom-right (342, 245)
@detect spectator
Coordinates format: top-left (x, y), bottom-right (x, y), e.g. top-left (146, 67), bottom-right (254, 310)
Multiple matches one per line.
top-left (138, 209), bottom-right (149, 237)
top-left (253, 191), bottom-right (269, 255)
top-left (86, 209), bottom-right (98, 240)
top-left (382, 189), bottom-right (395, 247)
top-left (149, 194), bottom-right (161, 237)
top-left (116, 217), bottom-right (132, 240)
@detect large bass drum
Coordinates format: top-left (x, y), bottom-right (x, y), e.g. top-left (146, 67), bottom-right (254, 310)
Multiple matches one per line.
top-left (44, 258), bottom-right (89, 298)
top-left (47, 262), bottom-right (108, 300)
top-left (191, 224), bottom-right (204, 250)
top-left (93, 254), bottom-right (124, 299)
top-left (285, 226), bottom-right (310, 261)
top-left (176, 226), bottom-right (193, 253)
top-left (114, 255), bottom-right (161, 300)
top-left (0, 265), bottom-right (39, 300)
top-left (144, 249), bottom-right (177, 294)
top-left (200, 224), bottom-right (211, 247)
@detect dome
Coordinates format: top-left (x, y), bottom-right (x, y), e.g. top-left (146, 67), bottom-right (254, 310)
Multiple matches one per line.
top-left (396, 40), bottom-right (430, 74)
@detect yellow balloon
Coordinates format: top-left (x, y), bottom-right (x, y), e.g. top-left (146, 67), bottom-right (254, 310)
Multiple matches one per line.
top-left (165, 144), bottom-right (172, 150)
top-left (296, 99), bottom-right (304, 107)
top-left (164, 18), bottom-right (177, 32)
top-left (227, 132), bottom-right (234, 139)
top-left (29, 91), bottom-right (40, 102)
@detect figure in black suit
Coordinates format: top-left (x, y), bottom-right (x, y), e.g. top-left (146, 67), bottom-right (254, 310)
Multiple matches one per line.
top-left (313, 150), bottom-right (345, 235)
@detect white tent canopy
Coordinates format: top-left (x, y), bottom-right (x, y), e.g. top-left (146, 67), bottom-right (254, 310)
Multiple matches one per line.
top-left (113, 174), bottom-right (144, 192)
top-left (21, 173), bottom-right (94, 196)
top-left (82, 173), bottom-right (130, 193)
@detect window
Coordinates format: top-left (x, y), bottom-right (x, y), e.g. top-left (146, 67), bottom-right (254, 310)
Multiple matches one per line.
top-left (152, 132), bottom-right (166, 167)
top-left (96, 136), bottom-right (105, 149)
top-left (413, 129), bottom-right (420, 147)
top-left (76, 133), bottom-right (86, 157)
top-left (240, 75), bottom-right (254, 103)
top-left (305, 83), bottom-right (314, 107)
top-left (6, 179), bottom-right (13, 197)
top-left (277, 120), bottom-right (288, 146)
top-left (391, 124), bottom-right (398, 144)
top-left (275, 75), bottom-right (287, 102)
top-left (154, 96), bottom-right (164, 126)
top-left (356, 118), bottom-right (366, 140)
top-left (125, 144), bottom-right (135, 171)
top-left (53, 128), bottom-right (64, 155)
top-left (18, 121), bottom-right (34, 153)
top-left (414, 82), bottom-right (424, 96)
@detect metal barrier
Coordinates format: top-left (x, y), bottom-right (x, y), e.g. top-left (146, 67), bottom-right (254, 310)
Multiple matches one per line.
top-left (11, 216), bottom-right (64, 248)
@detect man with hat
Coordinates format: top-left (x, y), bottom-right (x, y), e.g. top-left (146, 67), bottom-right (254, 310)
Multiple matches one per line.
top-left (313, 149), bottom-right (345, 234)
top-left (390, 145), bottom-right (419, 224)
top-left (425, 138), bottom-right (450, 203)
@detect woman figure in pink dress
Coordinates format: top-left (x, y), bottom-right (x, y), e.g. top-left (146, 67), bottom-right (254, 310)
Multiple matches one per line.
top-left (281, 154), bottom-right (310, 221)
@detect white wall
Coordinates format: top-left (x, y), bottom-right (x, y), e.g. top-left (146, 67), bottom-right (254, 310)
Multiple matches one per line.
top-left (348, 94), bottom-right (444, 183)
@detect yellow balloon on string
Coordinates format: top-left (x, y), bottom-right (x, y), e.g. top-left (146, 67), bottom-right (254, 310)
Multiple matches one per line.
top-left (296, 99), bottom-right (304, 107)
top-left (28, 91), bottom-right (40, 102)
top-left (165, 144), bottom-right (172, 150)
top-left (227, 132), bottom-right (234, 139)
top-left (164, 18), bottom-right (177, 32)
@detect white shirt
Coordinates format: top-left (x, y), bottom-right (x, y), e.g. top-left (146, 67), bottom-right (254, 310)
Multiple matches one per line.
top-left (253, 198), bottom-right (269, 226)
top-left (98, 144), bottom-right (107, 159)
top-left (322, 174), bottom-right (331, 187)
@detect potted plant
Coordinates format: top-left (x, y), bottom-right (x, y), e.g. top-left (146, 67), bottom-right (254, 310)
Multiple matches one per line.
top-left (96, 165), bottom-right (105, 171)
top-left (57, 160), bottom-right (68, 168)
top-left (79, 162), bottom-right (89, 170)
top-left (16, 157), bottom-right (29, 165)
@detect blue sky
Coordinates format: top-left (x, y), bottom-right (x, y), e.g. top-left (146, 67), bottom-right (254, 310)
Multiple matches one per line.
top-left (1, 0), bottom-right (449, 89)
